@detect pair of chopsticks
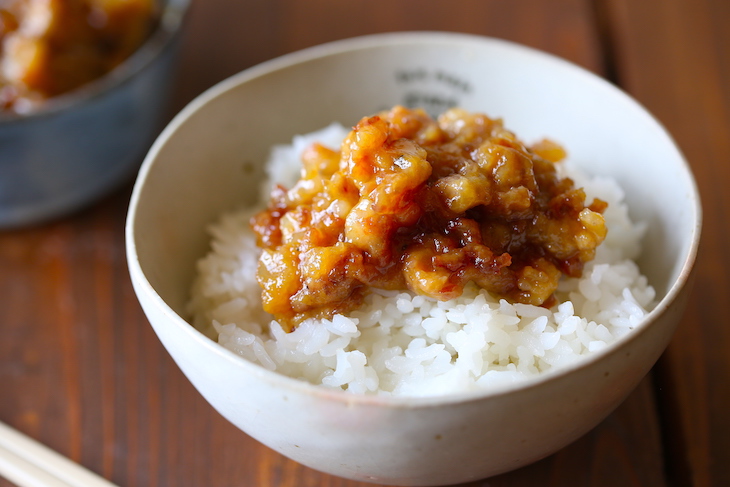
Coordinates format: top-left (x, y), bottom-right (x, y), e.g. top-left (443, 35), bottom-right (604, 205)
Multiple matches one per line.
top-left (0, 421), bottom-right (118, 487)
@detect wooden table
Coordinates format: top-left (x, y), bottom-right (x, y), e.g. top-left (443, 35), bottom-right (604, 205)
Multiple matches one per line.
top-left (1, 0), bottom-right (726, 485)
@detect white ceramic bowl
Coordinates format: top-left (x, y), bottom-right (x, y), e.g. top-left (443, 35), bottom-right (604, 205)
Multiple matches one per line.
top-left (126, 32), bottom-right (701, 485)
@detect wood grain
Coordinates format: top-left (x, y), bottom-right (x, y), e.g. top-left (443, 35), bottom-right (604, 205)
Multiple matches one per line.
top-left (600, 0), bottom-right (729, 485)
top-left (2, 0), bottom-right (721, 485)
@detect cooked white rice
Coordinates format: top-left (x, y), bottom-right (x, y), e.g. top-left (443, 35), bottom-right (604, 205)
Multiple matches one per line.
top-left (187, 124), bottom-right (655, 397)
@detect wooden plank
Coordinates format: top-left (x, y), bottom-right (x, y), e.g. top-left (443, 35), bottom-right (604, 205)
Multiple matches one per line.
top-left (172, 0), bottom-right (606, 108)
top-left (599, 0), bottom-right (730, 486)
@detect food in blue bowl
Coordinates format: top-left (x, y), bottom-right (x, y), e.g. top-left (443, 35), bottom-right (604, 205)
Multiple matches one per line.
top-left (0, 0), bottom-right (189, 228)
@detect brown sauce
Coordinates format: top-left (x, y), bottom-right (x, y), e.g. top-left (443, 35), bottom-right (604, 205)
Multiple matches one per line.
top-left (252, 106), bottom-right (607, 331)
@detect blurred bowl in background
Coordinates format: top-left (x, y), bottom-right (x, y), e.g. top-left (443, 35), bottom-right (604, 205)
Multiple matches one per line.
top-left (0, 0), bottom-right (190, 228)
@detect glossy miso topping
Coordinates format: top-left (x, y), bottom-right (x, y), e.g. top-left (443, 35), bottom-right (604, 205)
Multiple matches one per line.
top-left (252, 106), bottom-right (607, 331)
top-left (0, 0), bottom-right (156, 112)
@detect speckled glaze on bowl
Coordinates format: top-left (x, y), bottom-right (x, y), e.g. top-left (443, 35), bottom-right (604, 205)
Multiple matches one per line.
top-left (0, 0), bottom-right (189, 228)
top-left (126, 33), bottom-right (701, 485)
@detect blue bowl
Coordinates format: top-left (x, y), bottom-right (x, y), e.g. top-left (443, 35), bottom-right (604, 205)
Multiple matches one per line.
top-left (0, 0), bottom-right (190, 228)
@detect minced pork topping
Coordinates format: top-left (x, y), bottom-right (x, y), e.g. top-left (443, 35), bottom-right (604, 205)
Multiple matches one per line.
top-left (251, 106), bottom-right (608, 331)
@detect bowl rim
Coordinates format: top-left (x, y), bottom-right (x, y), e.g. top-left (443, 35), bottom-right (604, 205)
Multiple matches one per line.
top-left (0, 0), bottom-right (191, 124)
top-left (126, 31), bottom-right (703, 409)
